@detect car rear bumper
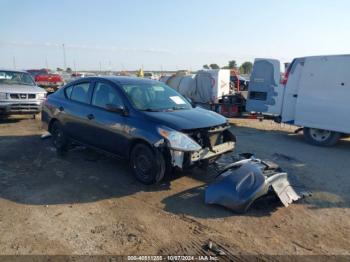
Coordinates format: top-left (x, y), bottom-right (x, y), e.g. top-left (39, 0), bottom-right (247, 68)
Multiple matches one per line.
top-left (0, 101), bottom-right (43, 115)
top-left (36, 81), bottom-right (64, 87)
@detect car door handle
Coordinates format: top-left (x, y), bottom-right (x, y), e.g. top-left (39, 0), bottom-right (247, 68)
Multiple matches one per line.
top-left (293, 94), bottom-right (298, 98)
top-left (86, 114), bottom-right (95, 120)
top-left (58, 106), bottom-right (64, 112)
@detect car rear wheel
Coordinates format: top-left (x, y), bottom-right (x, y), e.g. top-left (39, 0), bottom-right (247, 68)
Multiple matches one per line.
top-left (130, 143), bottom-right (165, 184)
top-left (51, 121), bottom-right (69, 152)
top-left (303, 127), bottom-right (341, 146)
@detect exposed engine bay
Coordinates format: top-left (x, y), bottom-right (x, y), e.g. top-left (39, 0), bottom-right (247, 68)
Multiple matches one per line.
top-left (164, 123), bottom-right (236, 169)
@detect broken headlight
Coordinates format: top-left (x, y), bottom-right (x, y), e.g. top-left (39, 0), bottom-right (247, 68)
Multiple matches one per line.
top-left (158, 126), bottom-right (201, 152)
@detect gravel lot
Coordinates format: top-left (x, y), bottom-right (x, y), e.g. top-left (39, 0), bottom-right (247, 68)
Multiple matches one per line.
top-left (0, 116), bottom-right (349, 257)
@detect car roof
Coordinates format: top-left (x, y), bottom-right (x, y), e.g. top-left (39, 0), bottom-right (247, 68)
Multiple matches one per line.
top-left (71, 76), bottom-right (161, 86)
top-left (0, 69), bottom-right (29, 74)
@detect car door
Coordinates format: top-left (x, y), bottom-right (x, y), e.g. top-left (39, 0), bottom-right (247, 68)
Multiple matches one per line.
top-left (86, 80), bottom-right (128, 156)
top-left (61, 81), bottom-right (95, 145)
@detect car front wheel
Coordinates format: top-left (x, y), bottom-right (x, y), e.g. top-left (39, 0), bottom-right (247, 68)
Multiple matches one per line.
top-left (303, 127), bottom-right (341, 146)
top-left (130, 143), bottom-right (165, 184)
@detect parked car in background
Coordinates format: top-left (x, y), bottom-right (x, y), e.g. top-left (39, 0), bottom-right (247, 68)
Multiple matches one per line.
top-left (70, 72), bottom-right (96, 81)
top-left (230, 75), bottom-right (249, 91)
top-left (59, 72), bottom-right (73, 84)
top-left (27, 69), bottom-right (64, 92)
top-left (0, 70), bottom-right (47, 118)
top-left (42, 76), bottom-right (236, 184)
top-left (143, 72), bottom-right (159, 81)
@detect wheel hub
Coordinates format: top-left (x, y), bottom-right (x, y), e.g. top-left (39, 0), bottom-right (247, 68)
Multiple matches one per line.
top-left (309, 128), bottom-right (331, 142)
top-left (134, 149), bottom-right (153, 180)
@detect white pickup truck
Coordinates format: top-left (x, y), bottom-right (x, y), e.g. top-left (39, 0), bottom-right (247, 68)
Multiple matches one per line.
top-left (0, 69), bottom-right (47, 118)
top-left (246, 55), bottom-right (350, 146)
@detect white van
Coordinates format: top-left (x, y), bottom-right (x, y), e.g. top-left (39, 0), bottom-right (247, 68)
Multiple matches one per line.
top-left (246, 55), bottom-right (350, 146)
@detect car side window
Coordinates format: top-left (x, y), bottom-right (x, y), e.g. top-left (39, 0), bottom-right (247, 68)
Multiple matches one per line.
top-left (70, 82), bottom-right (90, 103)
top-left (65, 85), bottom-right (73, 98)
top-left (92, 82), bottom-right (123, 109)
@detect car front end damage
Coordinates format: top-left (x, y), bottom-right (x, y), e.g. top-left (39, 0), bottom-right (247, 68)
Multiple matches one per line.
top-left (155, 123), bottom-right (236, 169)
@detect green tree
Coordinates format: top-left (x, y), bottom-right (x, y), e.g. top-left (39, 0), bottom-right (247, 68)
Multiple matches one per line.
top-left (228, 60), bottom-right (237, 69)
top-left (209, 63), bottom-right (220, 69)
top-left (203, 64), bottom-right (210, 69)
top-left (239, 61), bottom-right (253, 74)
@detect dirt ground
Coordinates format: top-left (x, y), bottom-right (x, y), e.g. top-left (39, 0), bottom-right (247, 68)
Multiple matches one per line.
top-left (0, 116), bottom-right (349, 257)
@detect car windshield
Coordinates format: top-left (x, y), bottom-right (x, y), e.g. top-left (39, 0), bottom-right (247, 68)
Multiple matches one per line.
top-left (121, 83), bottom-right (192, 111)
top-left (0, 71), bottom-right (35, 86)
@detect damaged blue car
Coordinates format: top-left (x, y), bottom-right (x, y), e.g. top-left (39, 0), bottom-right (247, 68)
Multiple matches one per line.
top-left (42, 76), bottom-right (236, 184)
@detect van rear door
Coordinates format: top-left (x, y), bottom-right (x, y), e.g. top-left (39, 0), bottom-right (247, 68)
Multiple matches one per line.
top-left (281, 58), bottom-right (304, 123)
top-left (246, 59), bottom-right (283, 116)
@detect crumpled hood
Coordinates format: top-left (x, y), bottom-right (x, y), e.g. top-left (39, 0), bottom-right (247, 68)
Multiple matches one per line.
top-left (0, 84), bottom-right (46, 93)
top-left (142, 107), bottom-right (227, 130)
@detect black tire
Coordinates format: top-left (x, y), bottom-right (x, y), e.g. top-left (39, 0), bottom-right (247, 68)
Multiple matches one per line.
top-left (130, 143), bottom-right (165, 184)
top-left (51, 121), bottom-right (69, 152)
top-left (303, 127), bottom-right (341, 147)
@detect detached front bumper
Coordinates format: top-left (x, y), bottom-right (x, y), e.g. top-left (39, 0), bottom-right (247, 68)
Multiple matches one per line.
top-left (0, 100), bottom-right (43, 115)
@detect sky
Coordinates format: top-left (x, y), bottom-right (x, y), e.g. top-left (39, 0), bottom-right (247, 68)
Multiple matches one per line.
top-left (0, 0), bottom-right (349, 71)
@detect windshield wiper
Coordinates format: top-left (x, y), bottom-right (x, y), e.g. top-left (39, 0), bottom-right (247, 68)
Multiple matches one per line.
top-left (140, 108), bottom-right (161, 112)
top-left (172, 106), bottom-right (188, 110)
top-left (141, 106), bottom-right (188, 112)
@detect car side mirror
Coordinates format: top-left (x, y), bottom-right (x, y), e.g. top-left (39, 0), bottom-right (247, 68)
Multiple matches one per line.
top-left (105, 104), bottom-right (128, 115)
top-left (185, 96), bottom-right (196, 107)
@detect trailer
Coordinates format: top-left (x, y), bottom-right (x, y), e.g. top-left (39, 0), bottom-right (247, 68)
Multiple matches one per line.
top-left (246, 55), bottom-right (350, 146)
top-left (160, 69), bottom-right (230, 104)
top-left (160, 69), bottom-right (246, 117)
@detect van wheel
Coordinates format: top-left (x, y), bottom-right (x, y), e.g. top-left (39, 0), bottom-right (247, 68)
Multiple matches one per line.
top-left (303, 127), bottom-right (340, 146)
top-left (51, 121), bottom-right (69, 152)
top-left (130, 143), bottom-right (165, 185)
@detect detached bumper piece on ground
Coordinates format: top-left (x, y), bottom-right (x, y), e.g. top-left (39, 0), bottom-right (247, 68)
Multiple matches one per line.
top-left (205, 157), bottom-right (301, 213)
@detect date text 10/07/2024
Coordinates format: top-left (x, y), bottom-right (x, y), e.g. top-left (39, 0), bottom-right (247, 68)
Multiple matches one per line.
top-left (127, 255), bottom-right (219, 261)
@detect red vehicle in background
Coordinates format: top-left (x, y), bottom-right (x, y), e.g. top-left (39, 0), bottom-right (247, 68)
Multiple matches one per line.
top-left (27, 69), bottom-right (64, 92)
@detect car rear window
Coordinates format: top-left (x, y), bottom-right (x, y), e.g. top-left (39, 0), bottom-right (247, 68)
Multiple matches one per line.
top-left (70, 83), bottom-right (90, 103)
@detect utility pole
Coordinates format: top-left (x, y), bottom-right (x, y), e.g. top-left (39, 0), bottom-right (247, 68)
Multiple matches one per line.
top-left (62, 44), bottom-right (67, 70)
top-left (99, 61), bottom-right (102, 74)
top-left (73, 60), bottom-right (77, 74)
top-left (12, 56), bottom-right (16, 69)
top-left (45, 57), bottom-right (48, 69)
